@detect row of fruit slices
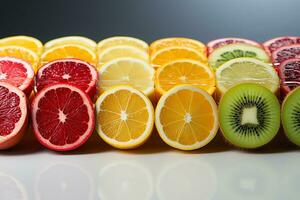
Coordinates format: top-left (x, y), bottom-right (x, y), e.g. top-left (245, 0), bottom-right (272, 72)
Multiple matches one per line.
top-left (0, 35), bottom-right (300, 152)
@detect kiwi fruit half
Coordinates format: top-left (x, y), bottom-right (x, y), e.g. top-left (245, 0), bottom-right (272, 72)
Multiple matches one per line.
top-left (208, 43), bottom-right (270, 69)
top-left (219, 83), bottom-right (280, 149)
top-left (282, 87), bottom-right (300, 146)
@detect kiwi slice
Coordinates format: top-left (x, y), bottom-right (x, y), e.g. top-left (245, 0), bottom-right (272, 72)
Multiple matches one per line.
top-left (208, 43), bottom-right (270, 69)
top-left (219, 83), bottom-right (280, 149)
top-left (282, 87), bottom-right (300, 146)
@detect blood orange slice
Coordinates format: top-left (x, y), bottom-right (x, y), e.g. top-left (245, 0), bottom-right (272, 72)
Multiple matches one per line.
top-left (0, 82), bottom-right (28, 149)
top-left (263, 36), bottom-right (297, 56)
top-left (36, 59), bottom-right (98, 98)
top-left (207, 38), bottom-right (260, 55)
top-left (31, 83), bottom-right (95, 151)
top-left (272, 44), bottom-right (300, 67)
top-left (0, 57), bottom-right (34, 96)
top-left (278, 58), bottom-right (300, 95)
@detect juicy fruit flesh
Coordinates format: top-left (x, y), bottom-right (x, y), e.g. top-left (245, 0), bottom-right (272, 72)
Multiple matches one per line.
top-left (36, 87), bottom-right (90, 146)
top-left (0, 86), bottom-right (21, 136)
top-left (159, 89), bottom-right (215, 145)
top-left (209, 38), bottom-right (259, 53)
top-left (273, 45), bottom-right (300, 66)
top-left (98, 90), bottom-right (149, 142)
top-left (279, 59), bottom-right (300, 93)
top-left (265, 37), bottom-right (296, 53)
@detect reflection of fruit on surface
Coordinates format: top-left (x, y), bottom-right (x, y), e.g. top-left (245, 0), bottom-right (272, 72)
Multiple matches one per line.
top-left (219, 83), bottom-right (280, 149)
top-left (157, 159), bottom-right (217, 200)
top-left (36, 58), bottom-right (98, 98)
top-left (95, 86), bottom-right (154, 149)
top-left (0, 173), bottom-right (28, 200)
top-left (36, 163), bottom-right (92, 200)
top-left (0, 82), bottom-right (28, 149)
top-left (207, 37), bottom-right (260, 55)
top-left (263, 36), bottom-right (298, 56)
top-left (44, 36), bottom-right (97, 51)
top-left (31, 83), bottom-right (95, 151)
top-left (155, 85), bottom-right (219, 150)
top-left (272, 44), bottom-right (300, 67)
top-left (97, 161), bottom-right (153, 200)
top-left (0, 57), bottom-right (34, 96)
top-left (278, 58), bottom-right (300, 95)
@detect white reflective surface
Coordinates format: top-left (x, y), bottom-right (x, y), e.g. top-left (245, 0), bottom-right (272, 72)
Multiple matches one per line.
top-left (0, 130), bottom-right (299, 200)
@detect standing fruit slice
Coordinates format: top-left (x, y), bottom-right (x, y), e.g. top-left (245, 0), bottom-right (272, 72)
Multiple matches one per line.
top-left (282, 87), bottom-right (300, 146)
top-left (155, 60), bottom-right (215, 97)
top-left (150, 46), bottom-right (207, 68)
top-left (31, 83), bottom-right (94, 151)
top-left (216, 57), bottom-right (279, 96)
top-left (0, 82), bottom-right (28, 149)
top-left (219, 83), bottom-right (280, 149)
top-left (95, 86), bottom-right (154, 149)
top-left (155, 85), bottom-right (219, 150)
top-left (263, 36), bottom-right (297, 56)
top-left (99, 58), bottom-right (154, 97)
top-left (150, 37), bottom-right (206, 55)
top-left (208, 43), bottom-right (270, 69)
top-left (0, 57), bottom-right (34, 95)
top-left (278, 58), bottom-right (300, 95)
top-left (272, 44), bottom-right (300, 67)
top-left (36, 58), bottom-right (98, 98)
top-left (207, 38), bottom-right (260, 55)
top-left (44, 36), bottom-right (97, 51)
top-left (97, 36), bottom-right (148, 52)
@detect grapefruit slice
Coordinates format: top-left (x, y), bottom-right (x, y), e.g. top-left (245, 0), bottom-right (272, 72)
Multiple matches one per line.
top-left (0, 82), bottom-right (28, 149)
top-left (207, 38), bottom-right (261, 55)
top-left (36, 58), bottom-right (98, 98)
top-left (263, 36), bottom-right (297, 56)
top-left (31, 83), bottom-right (95, 151)
top-left (272, 44), bottom-right (300, 67)
top-left (0, 57), bottom-right (34, 96)
top-left (278, 58), bottom-right (300, 95)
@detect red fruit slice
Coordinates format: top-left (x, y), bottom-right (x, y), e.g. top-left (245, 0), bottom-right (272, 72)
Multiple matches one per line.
top-left (31, 83), bottom-right (95, 151)
top-left (0, 82), bottom-right (28, 149)
top-left (263, 36), bottom-right (297, 56)
top-left (0, 57), bottom-right (34, 96)
top-left (36, 58), bottom-right (98, 98)
top-left (207, 38), bottom-right (261, 55)
top-left (272, 44), bottom-right (300, 67)
top-left (278, 58), bottom-right (300, 95)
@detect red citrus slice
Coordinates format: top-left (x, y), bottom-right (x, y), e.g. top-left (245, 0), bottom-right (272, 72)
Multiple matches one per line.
top-left (31, 83), bottom-right (95, 151)
top-left (272, 44), bottom-right (300, 67)
top-left (36, 58), bottom-right (98, 98)
top-left (0, 57), bottom-right (34, 96)
top-left (278, 58), bottom-right (300, 95)
top-left (207, 37), bottom-right (261, 55)
top-left (263, 36), bottom-right (297, 56)
top-left (0, 82), bottom-right (28, 149)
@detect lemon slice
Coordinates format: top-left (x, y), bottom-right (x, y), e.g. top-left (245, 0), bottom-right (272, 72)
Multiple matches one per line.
top-left (98, 57), bottom-right (155, 97)
top-left (44, 36), bottom-right (97, 51)
top-left (155, 85), bottom-right (219, 150)
top-left (95, 86), bottom-right (154, 149)
top-left (216, 57), bottom-right (279, 96)
top-left (97, 36), bottom-right (148, 52)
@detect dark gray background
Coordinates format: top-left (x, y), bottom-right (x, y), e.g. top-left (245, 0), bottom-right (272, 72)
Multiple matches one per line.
top-left (1, 0), bottom-right (298, 44)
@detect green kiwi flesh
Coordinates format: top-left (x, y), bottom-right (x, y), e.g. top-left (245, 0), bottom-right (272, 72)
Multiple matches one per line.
top-left (219, 83), bottom-right (280, 149)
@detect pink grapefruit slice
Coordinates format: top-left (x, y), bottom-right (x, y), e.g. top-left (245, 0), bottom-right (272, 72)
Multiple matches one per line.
top-left (263, 36), bottom-right (298, 56)
top-left (0, 56), bottom-right (34, 96)
top-left (0, 82), bottom-right (28, 149)
top-left (36, 58), bottom-right (98, 98)
top-left (207, 37), bottom-right (261, 55)
top-left (31, 83), bottom-right (95, 151)
top-left (272, 44), bottom-right (300, 67)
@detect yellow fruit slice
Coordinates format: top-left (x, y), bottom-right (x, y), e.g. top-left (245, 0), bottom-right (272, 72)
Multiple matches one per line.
top-left (44, 36), bottom-right (97, 51)
top-left (151, 46), bottom-right (207, 68)
top-left (150, 37), bottom-right (206, 55)
top-left (0, 45), bottom-right (39, 71)
top-left (155, 60), bottom-right (215, 97)
top-left (99, 57), bottom-right (155, 97)
top-left (155, 85), bottom-right (219, 150)
top-left (98, 45), bottom-right (149, 66)
top-left (0, 35), bottom-right (43, 55)
top-left (41, 44), bottom-right (96, 66)
top-left (95, 86), bottom-right (154, 149)
top-left (97, 36), bottom-right (148, 53)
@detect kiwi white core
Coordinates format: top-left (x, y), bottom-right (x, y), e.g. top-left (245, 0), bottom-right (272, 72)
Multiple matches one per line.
top-left (241, 106), bottom-right (258, 125)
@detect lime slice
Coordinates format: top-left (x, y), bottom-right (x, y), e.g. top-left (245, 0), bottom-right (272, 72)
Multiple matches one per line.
top-left (209, 43), bottom-right (270, 69)
top-left (216, 57), bottom-right (279, 95)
